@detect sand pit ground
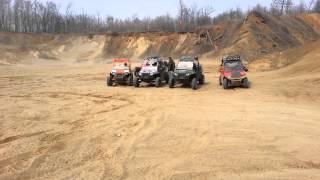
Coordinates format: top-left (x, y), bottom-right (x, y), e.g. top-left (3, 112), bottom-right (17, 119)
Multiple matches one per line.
top-left (1, 60), bottom-right (320, 179)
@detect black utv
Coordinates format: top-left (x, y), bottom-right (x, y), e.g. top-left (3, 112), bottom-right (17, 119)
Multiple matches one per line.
top-left (133, 56), bottom-right (170, 88)
top-left (168, 56), bottom-right (205, 90)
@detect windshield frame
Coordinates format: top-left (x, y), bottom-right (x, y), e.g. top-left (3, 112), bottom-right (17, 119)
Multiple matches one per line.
top-left (176, 61), bottom-right (194, 70)
top-left (224, 61), bottom-right (245, 71)
top-left (113, 62), bottom-right (130, 69)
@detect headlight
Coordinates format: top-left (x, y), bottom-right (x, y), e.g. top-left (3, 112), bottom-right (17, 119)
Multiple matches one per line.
top-left (186, 73), bottom-right (190, 76)
top-left (174, 73), bottom-right (178, 76)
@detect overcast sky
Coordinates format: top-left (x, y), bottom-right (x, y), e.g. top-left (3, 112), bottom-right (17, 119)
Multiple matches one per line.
top-left (37, 0), bottom-right (312, 19)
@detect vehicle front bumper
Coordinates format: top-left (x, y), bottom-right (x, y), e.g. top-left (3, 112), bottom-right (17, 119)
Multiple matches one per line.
top-left (226, 76), bottom-right (246, 81)
top-left (173, 70), bottom-right (194, 81)
top-left (225, 76), bottom-right (247, 86)
top-left (111, 73), bottom-right (130, 82)
top-left (139, 73), bottom-right (158, 83)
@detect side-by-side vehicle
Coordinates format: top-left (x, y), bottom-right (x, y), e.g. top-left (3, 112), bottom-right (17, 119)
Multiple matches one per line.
top-left (107, 58), bottom-right (133, 86)
top-left (169, 56), bottom-right (205, 90)
top-left (219, 55), bottom-right (249, 89)
top-left (134, 56), bottom-right (170, 88)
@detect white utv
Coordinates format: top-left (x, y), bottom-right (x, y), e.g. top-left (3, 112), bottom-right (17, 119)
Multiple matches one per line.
top-left (133, 56), bottom-right (169, 88)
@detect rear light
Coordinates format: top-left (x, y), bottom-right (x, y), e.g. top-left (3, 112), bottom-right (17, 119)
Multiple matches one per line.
top-left (240, 71), bottom-right (246, 76)
top-left (224, 72), bottom-right (232, 77)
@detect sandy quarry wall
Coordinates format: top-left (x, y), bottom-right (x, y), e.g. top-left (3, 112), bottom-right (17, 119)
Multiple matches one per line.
top-left (0, 32), bottom-right (213, 64)
top-left (202, 13), bottom-right (320, 62)
top-left (0, 12), bottom-right (319, 67)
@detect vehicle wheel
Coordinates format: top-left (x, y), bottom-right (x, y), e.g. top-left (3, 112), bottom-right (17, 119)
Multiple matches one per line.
top-left (242, 78), bottom-right (249, 88)
top-left (107, 76), bottom-right (113, 86)
top-left (134, 77), bottom-right (140, 87)
top-left (169, 77), bottom-right (175, 88)
top-left (191, 78), bottom-right (198, 90)
top-left (223, 78), bottom-right (229, 89)
top-left (127, 75), bottom-right (133, 86)
top-left (199, 75), bottom-right (205, 85)
top-left (155, 77), bottom-right (161, 87)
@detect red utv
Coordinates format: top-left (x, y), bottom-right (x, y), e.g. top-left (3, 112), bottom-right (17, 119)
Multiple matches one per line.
top-left (219, 55), bottom-right (249, 89)
top-left (107, 58), bottom-right (133, 86)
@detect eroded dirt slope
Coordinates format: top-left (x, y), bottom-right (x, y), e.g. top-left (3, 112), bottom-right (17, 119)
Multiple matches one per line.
top-left (202, 13), bottom-right (320, 67)
top-left (1, 13), bottom-right (319, 68)
top-left (0, 32), bottom-right (209, 65)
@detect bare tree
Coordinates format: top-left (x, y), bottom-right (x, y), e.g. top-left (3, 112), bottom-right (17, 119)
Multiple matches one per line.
top-left (285, 0), bottom-right (293, 14)
top-left (272, 0), bottom-right (286, 15)
top-left (0, 0), bottom-right (317, 34)
top-left (296, 1), bottom-right (307, 13)
top-left (178, 0), bottom-right (186, 31)
top-left (272, 0), bottom-right (296, 15)
top-left (307, 0), bottom-right (316, 11)
top-left (313, 0), bottom-right (320, 12)
top-left (0, 0), bottom-right (12, 31)
top-left (252, 3), bottom-right (269, 14)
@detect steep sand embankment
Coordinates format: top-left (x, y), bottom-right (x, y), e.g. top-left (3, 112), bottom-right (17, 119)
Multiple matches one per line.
top-left (0, 12), bottom-right (319, 69)
top-left (0, 32), bottom-right (209, 65)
